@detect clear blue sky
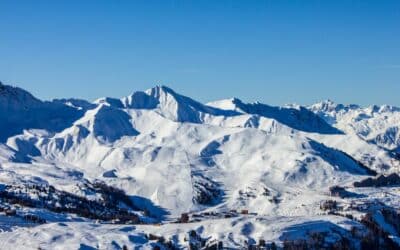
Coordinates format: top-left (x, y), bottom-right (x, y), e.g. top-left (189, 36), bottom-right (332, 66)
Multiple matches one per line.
top-left (1, 1), bottom-right (399, 106)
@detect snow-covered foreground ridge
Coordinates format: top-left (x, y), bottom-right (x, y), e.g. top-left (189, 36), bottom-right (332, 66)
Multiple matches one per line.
top-left (0, 82), bottom-right (400, 249)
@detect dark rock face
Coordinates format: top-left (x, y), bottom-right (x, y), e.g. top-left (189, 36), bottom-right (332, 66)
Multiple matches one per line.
top-left (354, 173), bottom-right (400, 187)
top-left (191, 173), bottom-right (224, 206)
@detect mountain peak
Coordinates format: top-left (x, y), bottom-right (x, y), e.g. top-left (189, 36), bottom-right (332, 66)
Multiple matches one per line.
top-left (94, 97), bottom-right (124, 108)
top-left (311, 99), bottom-right (337, 109)
top-left (144, 85), bottom-right (180, 102)
top-left (0, 82), bottom-right (84, 142)
top-left (0, 82), bottom-right (42, 106)
top-left (154, 84), bottom-right (174, 92)
top-left (309, 100), bottom-right (361, 114)
top-left (310, 100), bottom-right (400, 114)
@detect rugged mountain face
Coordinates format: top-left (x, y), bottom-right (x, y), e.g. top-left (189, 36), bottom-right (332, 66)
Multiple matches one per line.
top-left (0, 83), bottom-right (84, 142)
top-left (208, 98), bottom-right (342, 134)
top-left (119, 85), bottom-right (239, 123)
top-left (0, 83), bottom-right (399, 249)
top-left (309, 100), bottom-right (400, 154)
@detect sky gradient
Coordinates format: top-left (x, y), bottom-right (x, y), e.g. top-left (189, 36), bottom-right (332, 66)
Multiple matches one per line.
top-left (1, 0), bottom-right (399, 106)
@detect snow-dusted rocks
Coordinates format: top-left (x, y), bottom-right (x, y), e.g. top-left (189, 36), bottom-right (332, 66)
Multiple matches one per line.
top-left (309, 100), bottom-right (400, 153)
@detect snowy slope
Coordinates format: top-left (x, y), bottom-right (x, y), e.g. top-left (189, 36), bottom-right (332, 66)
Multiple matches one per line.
top-left (0, 83), bottom-right (84, 142)
top-left (0, 83), bottom-right (399, 249)
top-left (0, 215), bottom-right (361, 249)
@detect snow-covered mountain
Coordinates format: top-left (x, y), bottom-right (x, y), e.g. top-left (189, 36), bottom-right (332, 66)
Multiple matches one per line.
top-left (208, 97), bottom-right (341, 134)
top-left (309, 100), bottom-right (400, 155)
top-left (0, 82), bottom-right (399, 249)
top-left (0, 83), bottom-right (84, 142)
